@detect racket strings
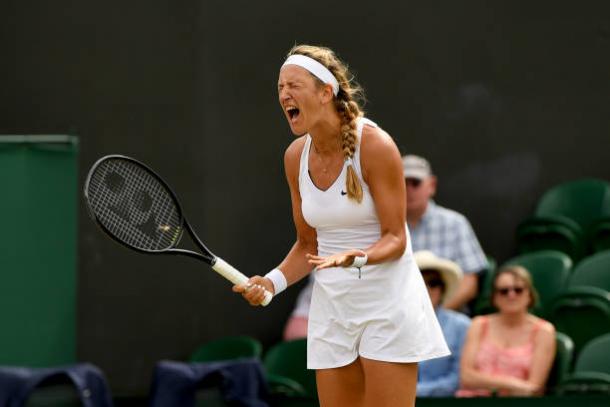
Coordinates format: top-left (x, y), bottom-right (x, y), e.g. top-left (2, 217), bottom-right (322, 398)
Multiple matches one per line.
top-left (87, 159), bottom-right (182, 251)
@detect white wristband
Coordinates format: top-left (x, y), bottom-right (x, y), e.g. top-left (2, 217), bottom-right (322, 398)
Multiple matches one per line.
top-left (265, 268), bottom-right (287, 295)
top-left (351, 254), bottom-right (368, 268)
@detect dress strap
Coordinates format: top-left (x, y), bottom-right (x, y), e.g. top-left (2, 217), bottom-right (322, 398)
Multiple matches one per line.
top-left (479, 316), bottom-right (490, 341)
top-left (352, 117), bottom-right (377, 181)
top-left (298, 135), bottom-right (312, 188)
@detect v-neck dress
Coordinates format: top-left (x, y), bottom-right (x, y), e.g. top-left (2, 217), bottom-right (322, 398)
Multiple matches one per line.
top-left (299, 117), bottom-right (449, 369)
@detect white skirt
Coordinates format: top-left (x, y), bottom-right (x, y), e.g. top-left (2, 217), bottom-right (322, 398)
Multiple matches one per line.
top-left (307, 253), bottom-right (450, 369)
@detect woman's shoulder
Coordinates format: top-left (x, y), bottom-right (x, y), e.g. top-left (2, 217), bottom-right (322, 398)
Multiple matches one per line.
top-left (283, 135), bottom-right (308, 182)
top-left (468, 314), bottom-right (490, 333)
top-left (471, 314), bottom-right (491, 325)
top-left (529, 315), bottom-right (556, 336)
top-left (360, 121), bottom-right (394, 154)
top-left (284, 135), bottom-right (307, 164)
top-left (359, 121), bottom-right (401, 176)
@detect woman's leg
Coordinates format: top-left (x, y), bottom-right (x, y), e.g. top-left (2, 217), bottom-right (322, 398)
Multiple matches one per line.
top-left (360, 358), bottom-right (418, 407)
top-left (316, 358), bottom-right (365, 407)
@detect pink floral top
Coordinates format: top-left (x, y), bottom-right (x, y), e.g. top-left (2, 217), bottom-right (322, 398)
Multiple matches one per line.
top-left (456, 315), bottom-right (543, 397)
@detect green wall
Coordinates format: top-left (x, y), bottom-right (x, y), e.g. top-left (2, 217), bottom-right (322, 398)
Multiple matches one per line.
top-left (0, 136), bottom-right (78, 366)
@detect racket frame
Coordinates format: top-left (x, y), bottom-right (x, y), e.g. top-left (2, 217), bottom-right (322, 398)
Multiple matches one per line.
top-left (83, 154), bottom-right (272, 305)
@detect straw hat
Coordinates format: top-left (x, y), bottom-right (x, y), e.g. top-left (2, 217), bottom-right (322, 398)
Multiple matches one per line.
top-left (414, 250), bottom-right (463, 304)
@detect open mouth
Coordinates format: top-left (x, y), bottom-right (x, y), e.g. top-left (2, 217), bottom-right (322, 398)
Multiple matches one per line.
top-left (286, 106), bottom-right (300, 121)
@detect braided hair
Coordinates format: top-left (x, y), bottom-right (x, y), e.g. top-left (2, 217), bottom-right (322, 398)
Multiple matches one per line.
top-left (287, 45), bottom-right (366, 203)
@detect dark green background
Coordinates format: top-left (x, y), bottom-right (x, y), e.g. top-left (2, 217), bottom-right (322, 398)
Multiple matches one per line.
top-left (1, 0), bottom-right (609, 396)
top-left (0, 138), bottom-right (78, 366)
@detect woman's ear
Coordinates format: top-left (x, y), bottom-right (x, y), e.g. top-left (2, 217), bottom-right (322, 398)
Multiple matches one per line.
top-left (319, 84), bottom-right (334, 104)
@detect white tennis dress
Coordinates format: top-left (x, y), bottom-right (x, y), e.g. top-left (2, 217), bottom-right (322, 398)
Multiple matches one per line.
top-left (300, 118), bottom-right (450, 369)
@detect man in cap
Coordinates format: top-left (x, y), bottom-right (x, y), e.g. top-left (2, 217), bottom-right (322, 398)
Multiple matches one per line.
top-left (402, 154), bottom-right (487, 312)
top-left (415, 251), bottom-right (471, 397)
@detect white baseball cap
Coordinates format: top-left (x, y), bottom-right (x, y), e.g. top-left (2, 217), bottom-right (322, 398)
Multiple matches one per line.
top-left (402, 155), bottom-right (432, 180)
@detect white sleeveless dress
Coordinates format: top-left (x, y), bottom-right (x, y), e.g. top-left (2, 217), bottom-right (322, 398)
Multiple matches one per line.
top-left (299, 117), bottom-right (449, 369)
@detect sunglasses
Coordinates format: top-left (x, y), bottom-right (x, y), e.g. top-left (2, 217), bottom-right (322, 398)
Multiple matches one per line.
top-left (495, 286), bottom-right (526, 296)
top-left (425, 279), bottom-right (444, 288)
top-left (406, 178), bottom-right (422, 188)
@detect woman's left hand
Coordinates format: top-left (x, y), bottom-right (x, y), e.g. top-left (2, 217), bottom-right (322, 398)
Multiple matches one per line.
top-left (306, 249), bottom-right (366, 270)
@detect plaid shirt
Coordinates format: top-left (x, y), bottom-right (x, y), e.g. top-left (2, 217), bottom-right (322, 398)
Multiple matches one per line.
top-left (410, 201), bottom-right (487, 274)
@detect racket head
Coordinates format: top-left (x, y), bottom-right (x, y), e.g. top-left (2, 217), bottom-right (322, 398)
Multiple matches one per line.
top-left (84, 155), bottom-right (185, 253)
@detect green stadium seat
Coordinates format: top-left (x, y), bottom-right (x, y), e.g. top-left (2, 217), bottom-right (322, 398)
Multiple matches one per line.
top-left (569, 250), bottom-right (610, 291)
top-left (547, 286), bottom-right (610, 358)
top-left (472, 256), bottom-right (497, 315)
top-left (557, 333), bottom-right (610, 395)
top-left (546, 331), bottom-right (575, 394)
top-left (263, 339), bottom-right (317, 400)
top-left (189, 336), bottom-right (263, 363)
top-left (474, 251), bottom-right (572, 317)
top-left (590, 217), bottom-right (610, 253)
top-left (516, 179), bottom-right (610, 261)
top-left (535, 179), bottom-right (610, 230)
top-left (516, 215), bottom-right (586, 261)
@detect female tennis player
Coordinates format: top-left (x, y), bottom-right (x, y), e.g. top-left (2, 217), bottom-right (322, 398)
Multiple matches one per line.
top-left (233, 44), bottom-right (449, 406)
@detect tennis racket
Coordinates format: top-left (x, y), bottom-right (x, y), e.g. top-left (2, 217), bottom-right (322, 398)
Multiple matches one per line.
top-left (83, 154), bottom-right (272, 306)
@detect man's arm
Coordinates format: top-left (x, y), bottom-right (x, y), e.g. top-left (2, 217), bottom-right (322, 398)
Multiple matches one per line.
top-left (444, 273), bottom-right (478, 310)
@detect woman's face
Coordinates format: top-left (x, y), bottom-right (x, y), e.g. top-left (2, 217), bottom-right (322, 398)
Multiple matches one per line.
top-left (278, 65), bottom-right (326, 135)
top-left (493, 272), bottom-right (530, 314)
top-left (422, 270), bottom-right (444, 307)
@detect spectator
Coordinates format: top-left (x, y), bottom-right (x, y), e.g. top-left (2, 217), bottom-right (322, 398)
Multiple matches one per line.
top-left (403, 154), bottom-right (487, 312)
top-left (415, 251), bottom-right (471, 397)
top-left (457, 265), bottom-right (556, 397)
top-left (283, 154), bottom-right (487, 340)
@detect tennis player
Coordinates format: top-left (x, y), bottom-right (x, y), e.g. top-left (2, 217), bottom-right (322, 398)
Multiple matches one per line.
top-left (233, 45), bottom-right (449, 406)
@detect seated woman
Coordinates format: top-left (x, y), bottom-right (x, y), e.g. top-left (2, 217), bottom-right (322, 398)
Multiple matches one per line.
top-left (457, 265), bottom-right (556, 397)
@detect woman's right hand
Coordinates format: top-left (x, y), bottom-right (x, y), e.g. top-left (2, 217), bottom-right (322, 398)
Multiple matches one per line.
top-left (232, 276), bottom-right (275, 306)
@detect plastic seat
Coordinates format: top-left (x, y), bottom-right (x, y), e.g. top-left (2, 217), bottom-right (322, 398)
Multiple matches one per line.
top-left (474, 251), bottom-right (572, 317)
top-left (546, 331), bottom-right (575, 394)
top-left (569, 250), bottom-right (610, 292)
top-left (472, 256), bottom-right (497, 315)
top-left (557, 333), bottom-right (610, 395)
top-left (516, 179), bottom-right (610, 261)
top-left (590, 217), bottom-right (610, 253)
top-left (189, 336), bottom-right (263, 363)
top-left (263, 338), bottom-right (316, 399)
top-left (547, 286), bottom-right (610, 357)
top-left (516, 215), bottom-right (586, 261)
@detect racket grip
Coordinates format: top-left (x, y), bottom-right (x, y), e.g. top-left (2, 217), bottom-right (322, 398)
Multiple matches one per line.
top-left (212, 257), bottom-right (273, 306)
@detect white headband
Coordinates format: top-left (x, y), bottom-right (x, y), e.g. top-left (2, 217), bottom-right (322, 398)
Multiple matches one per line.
top-left (282, 54), bottom-right (340, 96)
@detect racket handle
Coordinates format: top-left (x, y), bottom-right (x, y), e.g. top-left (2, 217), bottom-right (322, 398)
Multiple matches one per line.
top-left (212, 257), bottom-right (273, 306)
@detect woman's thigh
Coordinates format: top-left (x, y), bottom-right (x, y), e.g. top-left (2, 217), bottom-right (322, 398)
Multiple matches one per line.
top-left (360, 357), bottom-right (418, 407)
top-left (316, 358), bottom-right (365, 407)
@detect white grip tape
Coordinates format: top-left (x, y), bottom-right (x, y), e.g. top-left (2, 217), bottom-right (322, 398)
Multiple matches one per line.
top-left (212, 257), bottom-right (273, 306)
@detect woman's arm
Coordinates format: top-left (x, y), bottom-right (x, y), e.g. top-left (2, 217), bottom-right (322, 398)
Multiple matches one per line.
top-left (233, 137), bottom-right (318, 305)
top-left (523, 320), bottom-right (556, 395)
top-left (307, 125), bottom-right (406, 270)
top-left (276, 136), bottom-right (319, 282)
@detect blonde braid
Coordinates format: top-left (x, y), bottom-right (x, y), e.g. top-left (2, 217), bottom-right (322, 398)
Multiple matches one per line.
top-left (337, 99), bottom-right (363, 202)
top-left (286, 44), bottom-right (366, 203)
